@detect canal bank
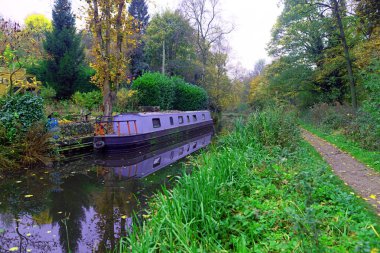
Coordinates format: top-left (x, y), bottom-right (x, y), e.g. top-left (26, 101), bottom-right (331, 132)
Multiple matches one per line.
top-left (122, 108), bottom-right (380, 252)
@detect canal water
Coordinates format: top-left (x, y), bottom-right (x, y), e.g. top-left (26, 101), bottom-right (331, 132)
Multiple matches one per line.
top-left (0, 132), bottom-right (213, 253)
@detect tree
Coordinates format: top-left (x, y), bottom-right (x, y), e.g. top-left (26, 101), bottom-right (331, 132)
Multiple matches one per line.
top-left (24, 14), bottom-right (52, 63)
top-left (128, 0), bottom-right (150, 78)
top-left (268, 0), bottom-right (359, 108)
top-left (84, 0), bottom-right (136, 116)
top-left (144, 11), bottom-right (200, 83)
top-left (203, 39), bottom-right (233, 112)
top-left (180, 0), bottom-right (233, 80)
top-left (0, 19), bottom-right (36, 95)
top-left (44, 0), bottom-right (84, 98)
top-left (252, 59), bottom-right (266, 77)
top-left (25, 14), bottom-right (52, 39)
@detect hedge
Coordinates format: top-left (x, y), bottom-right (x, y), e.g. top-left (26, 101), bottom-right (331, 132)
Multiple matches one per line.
top-left (132, 72), bottom-right (208, 111)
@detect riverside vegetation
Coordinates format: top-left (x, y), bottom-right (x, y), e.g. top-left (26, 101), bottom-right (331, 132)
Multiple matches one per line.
top-left (120, 107), bottom-right (380, 252)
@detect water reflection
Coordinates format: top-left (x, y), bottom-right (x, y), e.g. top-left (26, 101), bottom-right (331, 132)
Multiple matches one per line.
top-left (0, 131), bottom-right (213, 253)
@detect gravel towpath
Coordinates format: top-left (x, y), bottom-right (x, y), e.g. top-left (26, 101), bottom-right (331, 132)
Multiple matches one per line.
top-left (302, 129), bottom-right (380, 215)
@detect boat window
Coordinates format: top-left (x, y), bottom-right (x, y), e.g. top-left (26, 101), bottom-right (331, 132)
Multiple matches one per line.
top-left (170, 117), bottom-right (174, 125)
top-left (187, 115), bottom-right (190, 123)
top-left (193, 115), bottom-right (197, 122)
top-left (202, 114), bottom-right (206, 120)
top-left (152, 118), bottom-right (161, 128)
top-left (193, 142), bottom-right (197, 149)
top-left (178, 116), bottom-right (184, 124)
top-left (170, 151), bottom-right (175, 160)
top-left (153, 157), bottom-right (161, 167)
top-left (179, 147), bottom-right (184, 155)
top-left (186, 144), bottom-right (190, 152)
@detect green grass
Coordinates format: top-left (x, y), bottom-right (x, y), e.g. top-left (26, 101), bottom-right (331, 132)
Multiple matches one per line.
top-left (300, 122), bottom-right (380, 173)
top-left (120, 109), bottom-right (380, 252)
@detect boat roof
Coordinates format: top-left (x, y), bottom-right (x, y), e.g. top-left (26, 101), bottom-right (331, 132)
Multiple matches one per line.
top-left (117, 110), bottom-right (209, 117)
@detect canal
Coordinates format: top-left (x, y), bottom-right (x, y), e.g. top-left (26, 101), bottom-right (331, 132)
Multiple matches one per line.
top-left (0, 132), bottom-right (213, 252)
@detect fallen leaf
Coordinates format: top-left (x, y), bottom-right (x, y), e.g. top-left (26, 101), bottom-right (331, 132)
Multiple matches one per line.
top-left (26, 233), bottom-right (31, 237)
top-left (24, 195), bottom-right (34, 198)
top-left (16, 181), bottom-right (22, 183)
top-left (46, 231), bottom-right (51, 234)
top-left (27, 249), bottom-right (32, 252)
top-left (370, 194), bottom-right (377, 200)
top-left (121, 215), bottom-right (127, 219)
top-left (9, 247), bottom-right (19, 252)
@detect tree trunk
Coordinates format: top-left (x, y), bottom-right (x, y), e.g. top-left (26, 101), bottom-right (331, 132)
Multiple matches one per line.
top-left (103, 0), bottom-right (112, 116)
top-left (331, 0), bottom-right (357, 109)
top-left (162, 40), bottom-right (166, 75)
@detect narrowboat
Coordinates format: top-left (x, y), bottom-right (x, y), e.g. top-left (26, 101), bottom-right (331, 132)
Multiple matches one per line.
top-left (93, 111), bottom-right (213, 150)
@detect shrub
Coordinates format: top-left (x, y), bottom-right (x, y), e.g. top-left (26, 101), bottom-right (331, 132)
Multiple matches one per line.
top-left (172, 76), bottom-right (208, 111)
top-left (304, 102), bottom-right (379, 150)
top-left (0, 122), bottom-right (54, 171)
top-left (132, 72), bottom-right (208, 111)
top-left (116, 88), bottom-right (139, 112)
top-left (246, 106), bottom-right (300, 150)
top-left (0, 93), bottom-right (45, 141)
top-left (361, 60), bottom-right (380, 136)
top-left (40, 85), bottom-right (57, 101)
top-left (132, 72), bottom-right (175, 110)
top-left (72, 90), bottom-right (102, 111)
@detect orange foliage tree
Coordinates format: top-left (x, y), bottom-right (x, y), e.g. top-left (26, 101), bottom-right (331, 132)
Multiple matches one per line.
top-left (84, 0), bottom-right (137, 116)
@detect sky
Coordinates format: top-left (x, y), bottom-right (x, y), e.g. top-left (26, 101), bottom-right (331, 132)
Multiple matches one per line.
top-left (0, 0), bottom-right (282, 71)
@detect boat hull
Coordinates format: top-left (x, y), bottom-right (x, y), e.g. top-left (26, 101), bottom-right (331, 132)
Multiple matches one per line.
top-left (94, 120), bottom-right (214, 150)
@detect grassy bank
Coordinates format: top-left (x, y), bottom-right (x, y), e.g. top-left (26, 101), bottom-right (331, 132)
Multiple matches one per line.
top-left (121, 109), bottom-right (380, 252)
top-left (301, 122), bottom-right (380, 173)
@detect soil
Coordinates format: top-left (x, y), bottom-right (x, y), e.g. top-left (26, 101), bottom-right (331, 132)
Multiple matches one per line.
top-left (302, 129), bottom-right (380, 215)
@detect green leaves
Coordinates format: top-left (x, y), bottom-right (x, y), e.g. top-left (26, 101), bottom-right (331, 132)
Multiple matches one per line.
top-left (0, 93), bottom-right (45, 142)
top-left (132, 72), bottom-right (208, 111)
top-left (72, 90), bottom-right (102, 111)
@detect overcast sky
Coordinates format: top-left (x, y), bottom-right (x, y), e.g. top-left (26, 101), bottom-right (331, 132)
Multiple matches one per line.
top-left (0, 0), bottom-right (282, 71)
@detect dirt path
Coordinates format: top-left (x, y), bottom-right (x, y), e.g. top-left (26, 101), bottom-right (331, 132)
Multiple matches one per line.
top-left (302, 129), bottom-right (380, 215)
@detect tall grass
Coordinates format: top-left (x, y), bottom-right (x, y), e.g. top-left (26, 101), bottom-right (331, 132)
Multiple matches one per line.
top-left (121, 107), bottom-right (380, 252)
top-left (0, 122), bottom-right (54, 171)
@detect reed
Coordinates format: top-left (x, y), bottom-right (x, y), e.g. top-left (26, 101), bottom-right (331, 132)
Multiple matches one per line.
top-left (121, 108), bottom-right (380, 252)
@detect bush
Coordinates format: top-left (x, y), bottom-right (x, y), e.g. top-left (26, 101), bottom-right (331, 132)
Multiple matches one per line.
top-left (172, 76), bottom-right (208, 111)
top-left (72, 90), bottom-right (102, 111)
top-left (304, 103), bottom-right (379, 150)
top-left (246, 106), bottom-right (300, 150)
top-left (40, 85), bottom-right (57, 101)
top-left (0, 94), bottom-right (45, 141)
top-left (116, 88), bottom-right (139, 112)
top-left (132, 72), bottom-right (208, 111)
top-left (361, 60), bottom-right (380, 136)
top-left (0, 122), bottom-right (54, 171)
top-left (132, 72), bottom-right (175, 110)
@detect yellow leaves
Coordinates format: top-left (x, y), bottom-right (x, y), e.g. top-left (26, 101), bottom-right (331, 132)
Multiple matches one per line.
top-left (121, 215), bottom-right (127, 219)
top-left (24, 194), bottom-right (34, 198)
top-left (9, 247), bottom-right (19, 251)
top-left (142, 214), bottom-right (151, 219)
top-left (370, 194), bottom-right (377, 200)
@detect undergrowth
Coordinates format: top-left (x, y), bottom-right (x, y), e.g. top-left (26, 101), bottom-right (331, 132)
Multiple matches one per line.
top-left (121, 107), bottom-right (380, 252)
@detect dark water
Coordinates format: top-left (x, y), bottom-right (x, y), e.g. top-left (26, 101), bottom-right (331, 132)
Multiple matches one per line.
top-left (0, 132), bottom-right (213, 253)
